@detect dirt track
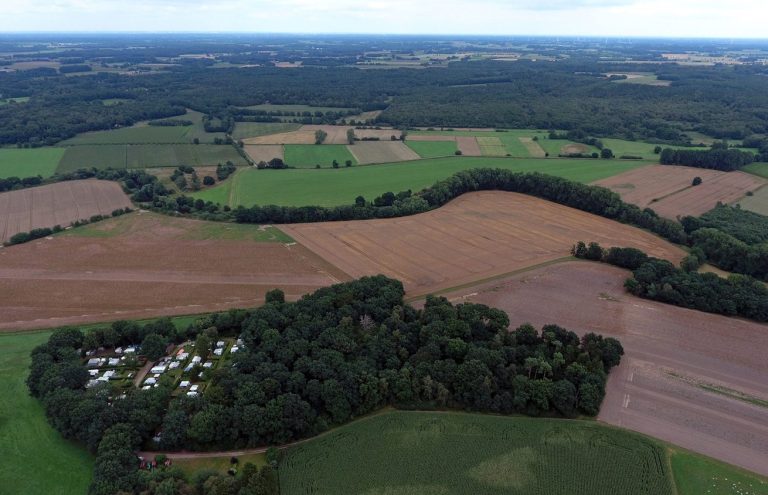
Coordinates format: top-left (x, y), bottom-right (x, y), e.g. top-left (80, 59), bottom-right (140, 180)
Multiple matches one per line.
top-left (282, 191), bottom-right (685, 296)
top-left (0, 179), bottom-right (132, 243)
top-left (595, 165), bottom-right (765, 219)
top-left (0, 212), bottom-right (348, 331)
top-left (438, 261), bottom-right (768, 476)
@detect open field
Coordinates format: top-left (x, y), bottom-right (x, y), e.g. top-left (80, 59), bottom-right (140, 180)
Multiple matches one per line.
top-left (595, 165), bottom-right (765, 219)
top-left (231, 122), bottom-right (300, 141)
top-left (671, 449), bottom-right (768, 495)
top-left (243, 129), bottom-right (316, 145)
top-left (610, 72), bottom-right (672, 86)
top-left (59, 110), bottom-right (225, 145)
top-left (0, 179), bottom-right (132, 243)
top-left (0, 148), bottom-right (66, 178)
top-left (519, 137), bottom-right (546, 157)
top-left (438, 261), bottom-right (768, 477)
top-left (737, 186), bottom-right (768, 216)
top-left (282, 191), bottom-right (685, 296)
top-left (303, 125), bottom-right (399, 144)
top-left (0, 331), bottom-right (94, 495)
top-left (0, 212), bottom-right (349, 331)
top-left (56, 144), bottom-right (248, 172)
top-left (347, 141), bottom-right (420, 164)
top-left (281, 410), bottom-right (674, 495)
top-left (743, 162), bottom-right (768, 180)
top-left (243, 144), bottom-right (284, 163)
top-left (405, 139), bottom-right (458, 158)
top-left (284, 144), bottom-right (357, 168)
top-left (455, 136), bottom-right (482, 156)
top-left (477, 136), bottom-right (507, 156)
top-left (193, 156), bottom-right (647, 207)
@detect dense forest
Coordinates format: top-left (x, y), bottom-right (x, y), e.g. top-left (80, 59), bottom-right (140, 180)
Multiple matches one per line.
top-left (29, 276), bottom-right (623, 495)
top-left (659, 146), bottom-right (756, 171)
top-left (573, 242), bottom-right (768, 322)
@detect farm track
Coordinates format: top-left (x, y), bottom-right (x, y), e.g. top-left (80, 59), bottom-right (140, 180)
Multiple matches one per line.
top-left (436, 261), bottom-right (768, 477)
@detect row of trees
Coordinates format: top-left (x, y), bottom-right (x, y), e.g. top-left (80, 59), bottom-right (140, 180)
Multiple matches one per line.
top-left (572, 242), bottom-right (768, 321)
top-left (30, 276), bottom-right (624, 494)
top-left (659, 147), bottom-right (756, 171)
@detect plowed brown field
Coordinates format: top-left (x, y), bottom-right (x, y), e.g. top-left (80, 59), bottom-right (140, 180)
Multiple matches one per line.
top-left (281, 191), bottom-right (685, 296)
top-left (437, 261), bottom-right (768, 476)
top-left (0, 212), bottom-right (348, 330)
top-left (594, 165), bottom-right (765, 219)
top-left (244, 144), bottom-right (284, 163)
top-left (0, 180), bottom-right (132, 244)
top-left (347, 141), bottom-right (420, 164)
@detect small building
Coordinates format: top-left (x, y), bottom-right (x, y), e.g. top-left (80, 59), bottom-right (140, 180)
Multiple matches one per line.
top-left (184, 364), bottom-right (194, 373)
top-left (176, 352), bottom-right (189, 361)
top-left (103, 370), bottom-right (116, 379)
top-left (88, 369), bottom-right (99, 377)
top-left (115, 347), bottom-right (124, 355)
top-left (216, 341), bottom-right (225, 348)
top-left (86, 379), bottom-right (100, 388)
top-left (108, 358), bottom-right (120, 366)
top-left (124, 347), bottom-right (136, 354)
top-left (230, 346), bottom-right (239, 353)
top-left (190, 384), bottom-right (199, 392)
top-left (202, 362), bottom-right (213, 369)
top-left (86, 358), bottom-right (101, 368)
top-left (213, 348), bottom-right (223, 356)
top-left (150, 365), bottom-right (167, 374)
top-left (144, 377), bottom-right (157, 386)
top-left (186, 391), bottom-right (198, 397)
top-left (191, 356), bottom-right (202, 364)
top-left (168, 362), bottom-right (180, 370)
top-left (142, 385), bottom-right (151, 390)
top-left (179, 380), bottom-right (190, 388)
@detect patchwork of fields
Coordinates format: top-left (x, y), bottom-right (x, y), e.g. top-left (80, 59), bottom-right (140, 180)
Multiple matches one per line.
top-left (0, 179), bottom-right (132, 243)
top-left (282, 191), bottom-right (685, 295)
top-left (0, 148), bottom-right (66, 178)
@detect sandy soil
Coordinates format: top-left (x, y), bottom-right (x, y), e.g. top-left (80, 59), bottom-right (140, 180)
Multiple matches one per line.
top-left (281, 191), bottom-right (685, 296)
top-left (243, 144), bottom-right (284, 163)
top-left (347, 141), bottom-right (420, 164)
top-left (519, 137), bottom-right (546, 157)
top-left (436, 261), bottom-right (768, 476)
top-left (594, 165), bottom-right (765, 219)
top-left (0, 212), bottom-right (349, 331)
top-left (0, 180), bottom-right (132, 244)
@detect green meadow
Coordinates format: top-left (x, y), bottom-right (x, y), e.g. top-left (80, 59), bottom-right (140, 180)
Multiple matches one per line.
top-left (283, 144), bottom-right (358, 168)
top-left (0, 148), bottom-right (66, 178)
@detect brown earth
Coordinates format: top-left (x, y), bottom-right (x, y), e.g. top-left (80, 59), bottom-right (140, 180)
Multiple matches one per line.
top-left (455, 136), bottom-right (482, 156)
top-left (281, 191), bottom-right (685, 297)
top-left (594, 165), bottom-right (765, 219)
top-left (519, 137), bottom-right (546, 157)
top-left (347, 141), bottom-right (420, 164)
top-left (243, 130), bottom-right (315, 145)
top-left (243, 144), bottom-right (284, 163)
top-left (0, 179), bottom-right (132, 244)
top-left (436, 261), bottom-right (768, 477)
top-left (0, 212), bottom-right (349, 331)
top-left (245, 126), bottom-right (399, 145)
top-left (407, 135), bottom-right (456, 142)
top-left (561, 143), bottom-right (590, 155)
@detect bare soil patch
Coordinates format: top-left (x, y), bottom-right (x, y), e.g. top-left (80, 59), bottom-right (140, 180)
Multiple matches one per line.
top-left (561, 143), bottom-right (590, 155)
top-left (244, 144), bottom-right (284, 163)
top-left (0, 180), bottom-right (132, 244)
top-left (243, 130), bottom-right (315, 145)
top-left (519, 137), bottom-right (546, 157)
top-left (407, 135), bottom-right (456, 142)
top-left (347, 141), bottom-right (420, 164)
top-left (594, 165), bottom-right (765, 219)
top-left (0, 212), bottom-right (348, 331)
top-left (455, 136), bottom-right (482, 156)
top-left (437, 261), bottom-right (768, 476)
top-left (281, 191), bottom-right (685, 296)
top-left (301, 125), bottom-right (398, 144)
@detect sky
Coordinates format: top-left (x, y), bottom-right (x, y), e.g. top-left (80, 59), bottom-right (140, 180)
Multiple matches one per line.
top-left (0, 0), bottom-right (766, 38)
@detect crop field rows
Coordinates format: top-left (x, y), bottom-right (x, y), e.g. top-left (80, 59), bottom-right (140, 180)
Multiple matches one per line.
top-left (0, 179), bottom-right (132, 243)
top-left (280, 411), bottom-right (674, 495)
top-left (281, 191), bottom-right (685, 295)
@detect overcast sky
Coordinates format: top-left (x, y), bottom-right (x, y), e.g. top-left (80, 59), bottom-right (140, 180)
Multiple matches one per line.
top-left (1, 0), bottom-right (765, 38)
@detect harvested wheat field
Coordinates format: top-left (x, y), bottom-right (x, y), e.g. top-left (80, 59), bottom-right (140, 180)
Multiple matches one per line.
top-left (347, 141), bottom-right (420, 164)
top-left (243, 130), bottom-right (315, 145)
top-left (281, 191), bottom-right (685, 296)
top-left (0, 212), bottom-right (348, 330)
top-left (455, 136), bottom-right (482, 156)
top-left (302, 125), bottom-right (399, 144)
top-left (595, 165), bottom-right (765, 219)
top-left (437, 261), bottom-right (768, 477)
top-left (519, 137), bottom-right (546, 157)
top-left (561, 143), bottom-right (591, 155)
top-left (244, 144), bottom-right (284, 163)
top-left (0, 179), bottom-right (132, 244)
top-left (476, 136), bottom-right (507, 156)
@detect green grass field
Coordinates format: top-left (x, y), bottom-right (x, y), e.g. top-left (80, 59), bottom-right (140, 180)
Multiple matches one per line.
top-left (0, 148), bottom-right (66, 178)
top-left (742, 162), bottom-right (768, 180)
top-left (736, 185), bottom-right (768, 216)
top-left (194, 156), bottom-right (646, 207)
top-left (0, 331), bottom-right (94, 495)
top-left (56, 144), bottom-right (247, 173)
top-left (280, 411), bottom-right (675, 495)
top-left (59, 110), bottom-right (225, 145)
top-left (231, 122), bottom-right (300, 140)
top-left (671, 449), bottom-right (768, 495)
top-left (406, 140), bottom-right (458, 158)
top-left (284, 144), bottom-right (358, 168)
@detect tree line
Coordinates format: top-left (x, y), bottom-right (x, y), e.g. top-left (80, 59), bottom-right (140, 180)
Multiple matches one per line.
top-left (29, 276), bottom-right (623, 494)
top-left (572, 242), bottom-right (768, 322)
top-left (659, 146), bottom-right (756, 171)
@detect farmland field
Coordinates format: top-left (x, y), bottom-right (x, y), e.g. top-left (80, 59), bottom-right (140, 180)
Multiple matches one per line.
top-left (56, 144), bottom-right (247, 172)
top-left (0, 148), bottom-right (65, 178)
top-left (595, 165), bottom-right (765, 219)
top-left (243, 144), bottom-right (284, 163)
top-left (477, 136), bottom-right (507, 156)
top-left (347, 141), bottom-right (420, 164)
top-left (440, 261), bottom-right (768, 477)
top-left (280, 410), bottom-right (675, 495)
top-left (405, 139), bottom-right (458, 157)
top-left (231, 122), bottom-right (300, 140)
top-left (736, 186), bottom-right (768, 216)
top-left (194, 156), bottom-right (647, 207)
top-left (0, 211), bottom-right (348, 331)
top-left (282, 191), bottom-right (685, 295)
top-left (283, 144), bottom-right (357, 168)
top-left (0, 331), bottom-right (94, 495)
top-left (0, 179), bottom-right (132, 243)
top-left (671, 449), bottom-right (768, 495)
